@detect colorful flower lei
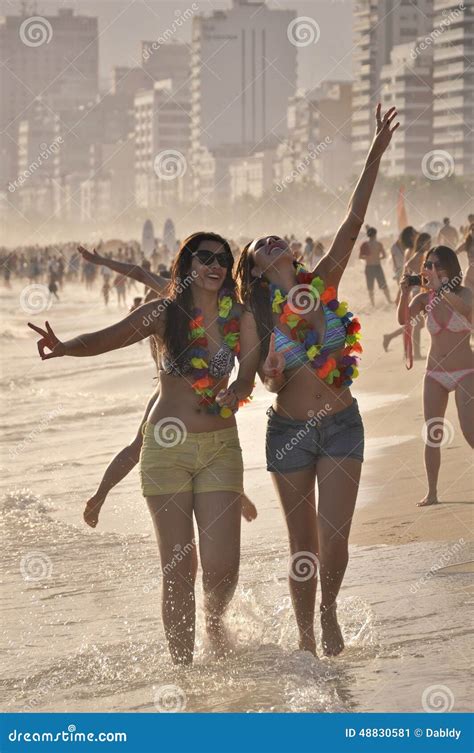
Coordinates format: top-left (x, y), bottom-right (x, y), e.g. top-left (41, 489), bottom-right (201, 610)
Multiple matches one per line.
top-left (188, 289), bottom-right (250, 418)
top-left (269, 265), bottom-right (362, 387)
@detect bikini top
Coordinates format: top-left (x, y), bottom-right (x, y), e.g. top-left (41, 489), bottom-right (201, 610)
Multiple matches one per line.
top-left (274, 304), bottom-right (347, 369)
top-left (426, 291), bottom-right (471, 335)
top-left (161, 344), bottom-right (236, 378)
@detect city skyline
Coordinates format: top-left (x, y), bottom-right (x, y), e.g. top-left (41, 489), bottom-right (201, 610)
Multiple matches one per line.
top-left (1, 0), bottom-right (472, 245)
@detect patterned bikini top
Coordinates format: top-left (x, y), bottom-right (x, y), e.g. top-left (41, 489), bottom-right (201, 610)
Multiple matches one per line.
top-left (274, 304), bottom-right (348, 369)
top-left (161, 344), bottom-right (236, 378)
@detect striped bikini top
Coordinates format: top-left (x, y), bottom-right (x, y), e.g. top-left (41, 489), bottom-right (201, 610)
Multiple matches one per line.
top-left (274, 304), bottom-right (347, 369)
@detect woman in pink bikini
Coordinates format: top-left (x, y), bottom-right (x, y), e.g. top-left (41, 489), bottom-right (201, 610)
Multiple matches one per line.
top-left (398, 245), bottom-right (473, 506)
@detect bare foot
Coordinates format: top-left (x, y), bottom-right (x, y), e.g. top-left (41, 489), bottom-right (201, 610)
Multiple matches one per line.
top-left (320, 603), bottom-right (344, 657)
top-left (206, 615), bottom-right (231, 659)
top-left (417, 494), bottom-right (439, 507)
top-left (299, 632), bottom-right (317, 657)
top-left (83, 493), bottom-right (105, 528)
top-left (241, 494), bottom-right (257, 522)
top-left (382, 334), bottom-right (391, 352)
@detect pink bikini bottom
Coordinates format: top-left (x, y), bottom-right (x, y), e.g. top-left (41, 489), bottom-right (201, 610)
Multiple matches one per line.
top-left (426, 368), bottom-right (474, 392)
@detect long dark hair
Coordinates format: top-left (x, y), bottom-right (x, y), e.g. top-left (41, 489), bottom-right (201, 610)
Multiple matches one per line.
top-left (162, 231), bottom-right (235, 364)
top-left (400, 225), bottom-right (416, 250)
top-left (425, 245), bottom-right (462, 290)
top-left (236, 243), bottom-right (274, 361)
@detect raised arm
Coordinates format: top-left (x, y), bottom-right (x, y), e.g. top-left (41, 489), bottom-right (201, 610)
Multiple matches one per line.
top-left (78, 246), bottom-right (168, 295)
top-left (315, 104), bottom-right (399, 288)
top-left (28, 299), bottom-right (164, 359)
top-left (397, 275), bottom-right (427, 325)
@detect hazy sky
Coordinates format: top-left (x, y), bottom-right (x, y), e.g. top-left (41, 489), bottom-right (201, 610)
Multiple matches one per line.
top-left (1, 0), bottom-right (353, 89)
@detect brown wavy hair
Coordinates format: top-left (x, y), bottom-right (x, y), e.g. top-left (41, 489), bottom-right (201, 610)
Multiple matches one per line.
top-left (236, 243), bottom-right (277, 361)
top-left (425, 245), bottom-right (462, 290)
top-left (162, 231), bottom-right (236, 365)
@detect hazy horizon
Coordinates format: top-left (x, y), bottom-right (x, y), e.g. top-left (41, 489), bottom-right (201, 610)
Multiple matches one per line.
top-left (0, 0), bottom-right (353, 91)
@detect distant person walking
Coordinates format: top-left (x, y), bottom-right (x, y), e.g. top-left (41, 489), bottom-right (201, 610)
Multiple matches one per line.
top-left (437, 217), bottom-right (458, 250)
top-left (359, 226), bottom-right (392, 306)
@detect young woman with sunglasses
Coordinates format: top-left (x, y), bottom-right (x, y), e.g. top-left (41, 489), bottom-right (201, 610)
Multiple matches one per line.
top-left (218, 105), bottom-right (399, 657)
top-left (398, 246), bottom-right (473, 507)
top-left (28, 232), bottom-right (253, 665)
top-left (75, 246), bottom-right (256, 530)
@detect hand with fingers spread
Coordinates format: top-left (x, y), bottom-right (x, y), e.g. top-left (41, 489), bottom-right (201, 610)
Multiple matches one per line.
top-left (77, 245), bottom-right (102, 265)
top-left (263, 332), bottom-right (285, 379)
top-left (371, 103), bottom-right (400, 158)
top-left (27, 321), bottom-right (66, 360)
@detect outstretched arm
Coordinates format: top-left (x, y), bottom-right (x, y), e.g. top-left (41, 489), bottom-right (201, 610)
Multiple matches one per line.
top-left (315, 104), bottom-right (399, 287)
top-left (28, 299), bottom-right (164, 359)
top-left (78, 246), bottom-right (168, 295)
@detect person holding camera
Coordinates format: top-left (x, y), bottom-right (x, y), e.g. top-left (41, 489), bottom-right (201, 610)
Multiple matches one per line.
top-left (397, 245), bottom-right (473, 506)
top-left (383, 232), bottom-right (431, 357)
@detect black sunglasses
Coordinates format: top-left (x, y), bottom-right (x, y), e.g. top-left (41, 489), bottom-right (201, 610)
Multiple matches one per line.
top-left (192, 249), bottom-right (231, 268)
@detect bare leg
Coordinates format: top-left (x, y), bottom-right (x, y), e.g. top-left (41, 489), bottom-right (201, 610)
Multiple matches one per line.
top-left (419, 374), bottom-right (449, 506)
top-left (146, 492), bottom-right (197, 665)
top-left (194, 491), bottom-right (241, 657)
top-left (455, 373), bottom-right (474, 448)
top-left (84, 388), bottom-right (159, 527)
top-left (271, 468), bottom-right (319, 655)
top-left (383, 326), bottom-right (404, 351)
top-left (316, 456), bottom-right (361, 656)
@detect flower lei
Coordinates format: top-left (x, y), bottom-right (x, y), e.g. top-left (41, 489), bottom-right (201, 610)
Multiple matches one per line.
top-left (269, 266), bottom-right (362, 387)
top-left (187, 290), bottom-right (251, 418)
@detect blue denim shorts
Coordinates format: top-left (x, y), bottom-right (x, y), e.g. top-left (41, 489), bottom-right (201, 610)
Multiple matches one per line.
top-left (266, 398), bottom-right (364, 473)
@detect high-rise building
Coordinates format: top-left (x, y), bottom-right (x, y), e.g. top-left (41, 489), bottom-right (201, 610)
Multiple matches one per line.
top-left (134, 80), bottom-right (191, 209)
top-left (0, 7), bottom-right (98, 186)
top-left (275, 82), bottom-right (352, 191)
top-left (190, 0), bottom-right (297, 199)
top-left (352, 0), bottom-right (432, 170)
top-left (380, 40), bottom-right (433, 176)
top-left (432, 0), bottom-right (474, 175)
top-left (141, 41), bottom-right (191, 96)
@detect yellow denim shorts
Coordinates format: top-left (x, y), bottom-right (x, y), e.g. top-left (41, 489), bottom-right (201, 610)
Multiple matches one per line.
top-left (140, 421), bottom-right (244, 497)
